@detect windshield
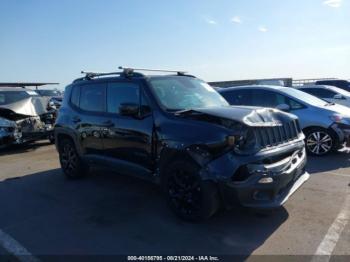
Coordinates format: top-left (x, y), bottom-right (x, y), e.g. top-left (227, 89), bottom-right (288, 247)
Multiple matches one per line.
top-left (0, 91), bottom-right (39, 105)
top-left (149, 77), bottom-right (229, 111)
top-left (37, 90), bottom-right (61, 96)
top-left (282, 87), bottom-right (329, 107)
top-left (327, 86), bottom-right (350, 97)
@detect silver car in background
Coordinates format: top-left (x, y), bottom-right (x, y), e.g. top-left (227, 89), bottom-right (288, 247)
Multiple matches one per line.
top-left (0, 87), bottom-right (56, 147)
top-left (218, 85), bottom-right (350, 156)
top-left (296, 85), bottom-right (350, 108)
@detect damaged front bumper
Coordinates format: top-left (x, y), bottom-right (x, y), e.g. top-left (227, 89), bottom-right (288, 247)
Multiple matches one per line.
top-left (331, 123), bottom-right (350, 147)
top-left (0, 123), bottom-right (54, 147)
top-left (200, 139), bottom-right (309, 209)
top-left (0, 122), bottom-right (17, 148)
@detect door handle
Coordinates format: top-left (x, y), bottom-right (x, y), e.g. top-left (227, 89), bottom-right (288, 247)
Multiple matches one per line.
top-left (101, 120), bottom-right (114, 127)
top-left (72, 116), bottom-right (81, 123)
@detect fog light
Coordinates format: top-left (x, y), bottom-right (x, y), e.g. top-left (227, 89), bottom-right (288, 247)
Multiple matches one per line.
top-left (258, 177), bottom-right (274, 184)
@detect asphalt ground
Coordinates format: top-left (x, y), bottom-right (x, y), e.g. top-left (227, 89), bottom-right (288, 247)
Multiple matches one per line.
top-left (0, 141), bottom-right (349, 261)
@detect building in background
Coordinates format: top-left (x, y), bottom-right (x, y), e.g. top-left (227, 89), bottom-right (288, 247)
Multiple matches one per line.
top-left (209, 78), bottom-right (293, 88)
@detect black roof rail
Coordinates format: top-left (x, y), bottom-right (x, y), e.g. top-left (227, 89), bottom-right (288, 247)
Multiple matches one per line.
top-left (118, 66), bottom-right (187, 76)
top-left (76, 66), bottom-right (190, 82)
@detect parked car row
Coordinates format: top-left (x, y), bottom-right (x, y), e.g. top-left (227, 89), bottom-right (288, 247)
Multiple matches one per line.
top-left (3, 70), bottom-right (347, 221)
top-left (296, 85), bottom-right (350, 108)
top-left (54, 68), bottom-right (310, 221)
top-left (36, 89), bottom-right (64, 109)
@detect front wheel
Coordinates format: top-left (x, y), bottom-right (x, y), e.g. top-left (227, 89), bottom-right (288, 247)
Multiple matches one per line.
top-left (163, 159), bottom-right (220, 222)
top-left (304, 128), bottom-right (337, 156)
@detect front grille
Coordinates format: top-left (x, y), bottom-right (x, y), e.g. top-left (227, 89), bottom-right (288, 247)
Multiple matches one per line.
top-left (255, 119), bottom-right (301, 148)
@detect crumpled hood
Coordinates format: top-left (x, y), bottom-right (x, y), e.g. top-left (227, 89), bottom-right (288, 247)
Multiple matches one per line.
top-left (189, 106), bottom-right (297, 127)
top-left (0, 96), bottom-right (50, 121)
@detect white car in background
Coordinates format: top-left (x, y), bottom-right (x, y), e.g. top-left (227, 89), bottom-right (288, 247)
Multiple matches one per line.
top-left (296, 85), bottom-right (350, 108)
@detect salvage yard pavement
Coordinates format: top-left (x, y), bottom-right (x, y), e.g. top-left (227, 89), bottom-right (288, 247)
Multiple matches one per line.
top-left (0, 141), bottom-right (349, 260)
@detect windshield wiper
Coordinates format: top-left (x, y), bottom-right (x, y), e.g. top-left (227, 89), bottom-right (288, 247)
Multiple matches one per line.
top-left (174, 109), bottom-right (202, 116)
top-left (325, 102), bottom-right (335, 106)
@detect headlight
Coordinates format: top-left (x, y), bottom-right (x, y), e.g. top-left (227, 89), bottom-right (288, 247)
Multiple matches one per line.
top-left (228, 131), bottom-right (256, 151)
top-left (227, 135), bottom-right (246, 147)
top-left (226, 135), bottom-right (236, 146)
top-left (330, 114), bottom-right (344, 123)
top-left (329, 114), bottom-right (350, 125)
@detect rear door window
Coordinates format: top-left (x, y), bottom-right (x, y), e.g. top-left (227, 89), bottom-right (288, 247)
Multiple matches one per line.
top-left (79, 83), bottom-right (106, 112)
top-left (251, 90), bottom-right (281, 107)
top-left (251, 89), bottom-right (304, 110)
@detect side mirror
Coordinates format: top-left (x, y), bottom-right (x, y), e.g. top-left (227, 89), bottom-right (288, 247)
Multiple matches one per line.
top-left (276, 103), bottom-right (290, 111)
top-left (119, 103), bottom-right (140, 117)
top-left (334, 94), bottom-right (344, 100)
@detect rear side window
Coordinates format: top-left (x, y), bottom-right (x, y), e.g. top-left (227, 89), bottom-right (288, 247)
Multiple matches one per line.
top-left (79, 84), bottom-right (106, 112)
top-left (107, 82), bottom-right (140, 114)
top-left (251, 89), bottom-right (304, 110)
top-left (222, 89), bottom-right (252, 105)
top-left (70, 86), bottom-right (80, 107)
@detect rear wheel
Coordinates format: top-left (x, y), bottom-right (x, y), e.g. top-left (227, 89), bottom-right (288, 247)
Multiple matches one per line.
top-left (304, 128), bottom-right (336, 156)
top-left (58, 138), bottom-right (88, 179)
top-left (163, 159), bottom-right (220, 222)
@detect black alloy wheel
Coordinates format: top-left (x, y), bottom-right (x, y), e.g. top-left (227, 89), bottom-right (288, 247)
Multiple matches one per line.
top-left (164, 159), bottom-right (219, 222)
top-left (59, 138), bottom-right (88, 178)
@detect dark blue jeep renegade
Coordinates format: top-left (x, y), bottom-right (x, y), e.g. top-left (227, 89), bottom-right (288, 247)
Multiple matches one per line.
top-left (54, 67), bottom-right (309, 221)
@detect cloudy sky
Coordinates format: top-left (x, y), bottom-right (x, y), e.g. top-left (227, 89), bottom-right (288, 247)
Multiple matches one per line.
top-left (0, 0), bottom-right (349, 88)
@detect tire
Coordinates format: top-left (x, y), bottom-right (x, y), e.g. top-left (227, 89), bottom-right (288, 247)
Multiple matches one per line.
top-left (58, 138), bottom-right (88, 179)
top-left (48, 134), bottom-right (55, 144)
top-left (162, 159), bottom-right (220, 222)
top-left (304, 127), bottom-right (337, 156)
